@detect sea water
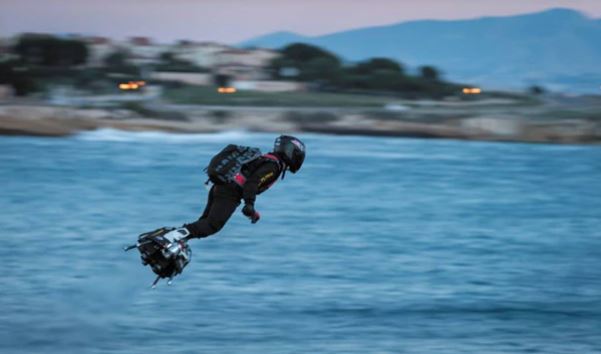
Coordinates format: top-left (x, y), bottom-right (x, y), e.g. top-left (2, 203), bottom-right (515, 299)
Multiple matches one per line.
top-left (1, 130), bottom-right (600, 354)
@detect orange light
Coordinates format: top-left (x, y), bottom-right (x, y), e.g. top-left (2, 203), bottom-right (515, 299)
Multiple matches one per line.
top-left (119, 81), bottom-right (145, 91)
top-left (217, 87), bottom-right (237, 94)
top-left (463, 87), bottom-right (482, 95)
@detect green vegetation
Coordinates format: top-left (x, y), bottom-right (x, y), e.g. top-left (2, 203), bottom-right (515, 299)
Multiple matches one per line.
top-left (101, 50), bottom-right (141, 78)
top-left (4, 36), bottom-right (140, 96)
top-left (155, 52), bottom-right (208, 73)
top-left (0, 60), bottom-right (38, 96)
top-left (271, 43), bottom-right (342, 83)
top-left (2, 35), bottom-right (540, 105)
top-left (529, 85), bottom-right (546, 96)
top-left (268, 43), bottom-right (458, 98)
top-left (2, 34), bottom-right (91, 96)
top-left (419, 66), bottom-right (440, 81)
top-left (15, 34), bottom-right (88, 67)
top-left (163, 85), bottom-right (395, 107)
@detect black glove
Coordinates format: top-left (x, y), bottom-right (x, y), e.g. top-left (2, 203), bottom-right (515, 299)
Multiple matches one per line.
top-left (242, 203), bottom-right (260, 224)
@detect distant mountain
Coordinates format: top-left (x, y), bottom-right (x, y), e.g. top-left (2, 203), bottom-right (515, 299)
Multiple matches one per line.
top-left (239, 9), bottom-right (601, 93)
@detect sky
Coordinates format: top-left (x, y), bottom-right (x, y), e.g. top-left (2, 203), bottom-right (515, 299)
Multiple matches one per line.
top-left (1, 0), bottom-right (601, 44)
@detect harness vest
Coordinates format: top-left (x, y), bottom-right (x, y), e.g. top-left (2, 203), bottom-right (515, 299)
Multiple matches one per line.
top-left (233, 154), bottom-right (282, 191)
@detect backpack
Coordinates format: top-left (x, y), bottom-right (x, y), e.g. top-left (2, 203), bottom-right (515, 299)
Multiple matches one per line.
top-left (206, 144), bottom-right (263, 185)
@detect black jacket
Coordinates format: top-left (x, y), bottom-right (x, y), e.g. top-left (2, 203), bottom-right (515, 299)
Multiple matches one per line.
top-left (240, 156), bottom-right (283, 205)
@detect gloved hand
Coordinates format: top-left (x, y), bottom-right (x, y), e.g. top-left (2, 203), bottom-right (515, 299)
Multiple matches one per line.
top-left (242, 203), bottom-right (260, 224)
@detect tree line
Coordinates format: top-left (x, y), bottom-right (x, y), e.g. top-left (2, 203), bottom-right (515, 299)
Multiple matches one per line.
top-left (3, 35), bottom-right (461, 98)
top-left (269, 43), bottom-right (454, 98)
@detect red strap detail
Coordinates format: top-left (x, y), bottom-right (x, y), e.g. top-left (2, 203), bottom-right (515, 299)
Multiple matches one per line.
top-left (233, 173), bottom-right (246, 186)
top-left (263, 153), bottom-right (280, 162)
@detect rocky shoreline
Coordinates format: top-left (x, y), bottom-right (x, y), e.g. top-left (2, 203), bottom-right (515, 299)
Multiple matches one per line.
top-left (1, 101), bottom-right (600, 144)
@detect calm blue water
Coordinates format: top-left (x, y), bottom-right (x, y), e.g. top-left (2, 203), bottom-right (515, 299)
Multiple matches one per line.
top-left (1, 130), bottom-right (600, 354)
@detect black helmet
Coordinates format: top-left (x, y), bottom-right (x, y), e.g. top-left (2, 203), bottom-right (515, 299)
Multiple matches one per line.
top-left (274, 135), bottom-right (305, 173)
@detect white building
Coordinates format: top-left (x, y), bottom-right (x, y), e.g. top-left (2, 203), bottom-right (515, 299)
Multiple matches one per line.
top-left (214, 48), bottom-right (280, 80)
top-left (171, 41), bottom-right (229, 68)
top-left (216, 48), bottom-right (278, 68)
top-left (151, 72), bottom-right (213, 86)
top-left (126, 37), bottom-right (169, 66)
top-left (85, 37), bottom-right (118, 67)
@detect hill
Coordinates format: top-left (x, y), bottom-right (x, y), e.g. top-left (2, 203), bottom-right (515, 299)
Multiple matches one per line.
top-left (240, 9), bottom-right (601, 93)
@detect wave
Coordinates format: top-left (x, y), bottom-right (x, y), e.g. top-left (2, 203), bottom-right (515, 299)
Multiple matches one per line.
top-left (298, 304), bottom-right (600, 319)
top-left (314, 149), bottom-right (472, 161)
top-left (74, 128), bottom-right (267, 143)
top-left (73, 128), bottom-right (472, 161)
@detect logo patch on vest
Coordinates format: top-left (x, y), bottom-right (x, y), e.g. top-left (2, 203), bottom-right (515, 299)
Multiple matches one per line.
top-left (260, 172), bottom-right (274, 185)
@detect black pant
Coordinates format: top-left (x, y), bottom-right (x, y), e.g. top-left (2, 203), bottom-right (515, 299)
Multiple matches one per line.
top-left (185, 184), bottom-right (241, 239)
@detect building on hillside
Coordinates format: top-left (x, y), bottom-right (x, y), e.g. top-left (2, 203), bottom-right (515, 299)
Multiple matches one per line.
top-left (85, 37), bottom-right (118, 67)
top-left (247, 48), bottom-right (281, 67)
top-left (151, 72), bottom-right (213, 86)
top-left (126, 37), bottom-right (169, 66)
top-left (216, 48), bottom-right (279, 68)
top-left (214, 48), bottom-right (280, 80)
top-left (171, 41), bottom-right (229, 69)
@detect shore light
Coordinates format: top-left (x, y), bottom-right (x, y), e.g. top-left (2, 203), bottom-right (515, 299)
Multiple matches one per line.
top-left (463, 87), bottom-right (482, 95)
top-left (217, 87), bottom-right (237, 94)
top-left (119, 81), bottom-right (146, 91)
